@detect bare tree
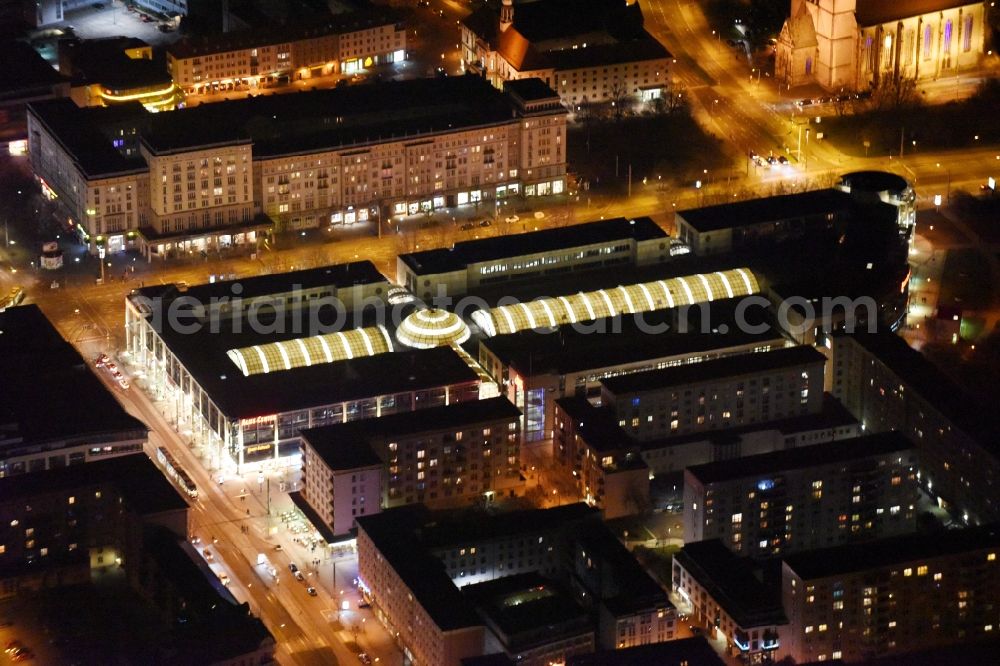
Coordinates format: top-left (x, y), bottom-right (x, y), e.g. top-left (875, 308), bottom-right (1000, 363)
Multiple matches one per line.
top-left (609, 81), bottom-right (631, 120)
top-left (868, 75), bottom-right (919, 112)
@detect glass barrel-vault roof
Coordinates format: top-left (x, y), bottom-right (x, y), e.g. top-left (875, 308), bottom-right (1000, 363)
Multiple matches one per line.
top-left (226, 325), bottom-right (394, 376)
top-left (471, 268), bottom-right (759, 337)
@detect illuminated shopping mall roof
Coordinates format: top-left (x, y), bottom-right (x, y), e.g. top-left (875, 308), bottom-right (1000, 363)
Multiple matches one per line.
top-left (471, 268), bottom-right (760, 337)
top-left (396, 308), bottom-right (471, 349)
top-left (226, 326), bottom-right (394, 376)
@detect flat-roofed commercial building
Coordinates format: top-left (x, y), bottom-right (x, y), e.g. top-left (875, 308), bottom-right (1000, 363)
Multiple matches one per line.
top-left (300, 397), bottom-right (523, 536)
top-left (602, 346), bottom-right (827, 442)
top-left (0, 454), bottom-right (189, 598)
top-left (166, 9), bottom-right (406, 94)
top-left (684, 433), bottom-right (919, 557)
top-left (27, 75), bottom-right (566, 257)
top-left (123, 263), bottom-right (481, 471)
top-left (479, 292), bottom-right (782, 444)
top-left (397, 217), bottom-right (669, 299)
top-left (780, 524), bottom-right (1000, 663)
top-left (831, 332), bottom-right (1000, 524)
top-left (673, 540), bottom-right (786, 662)
top-left (0, 305), bottom-right (147, 477)
top-left (675, 189), bottom-right (854, 256)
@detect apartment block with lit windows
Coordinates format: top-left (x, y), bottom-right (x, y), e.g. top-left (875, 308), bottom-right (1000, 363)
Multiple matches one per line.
top-left (166, 9), bottom-right (405, 94)
top-left (683, 432), bottom-right (919, 558)
top-left (300, 398), bottom-right (524, 536)
top-left (831, 332), bottom-right (1000, 524)
top-left (602, 346), bottom-right (827, 442)
top-left (780, 524), bottom-right (1000, 663)
top-left (27, 75), bottom-right (567, 257)
top-left (672, 540), bottom-right (786, 662)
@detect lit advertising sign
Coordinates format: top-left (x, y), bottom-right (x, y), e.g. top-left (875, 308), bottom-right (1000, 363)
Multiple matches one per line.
top-left (240, 414), bottom-right (276, 428)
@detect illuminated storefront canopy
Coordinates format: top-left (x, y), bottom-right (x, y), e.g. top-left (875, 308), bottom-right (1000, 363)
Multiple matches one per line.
top-left (471, 268), bottom-right (760, 337)
top-left (396, 308), bottom-right (471, 349)
top-left (227, 325), bottom-right (394, 376)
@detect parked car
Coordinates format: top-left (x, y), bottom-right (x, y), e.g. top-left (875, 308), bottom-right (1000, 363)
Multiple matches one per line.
top-left (357, 653), bottom-right (372, 665)
top-left (289, 563), bottom-right (298, 573)
top-left (777, 155), bottom-right (789, 165)
top-left (459, 222), bottom-right (475, 231)
top-left (479, 219), bottom-right (492, 227)
top-left (294, 571), bottom-right (305, 582)
top-left (504, 215), bottom-right (519, 224)
top-left (307, 586), bottom-right (318, 596)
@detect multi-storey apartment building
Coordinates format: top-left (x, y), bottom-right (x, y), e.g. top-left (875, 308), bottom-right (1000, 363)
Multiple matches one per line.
top-left (481, 297), bottom-right (782, 444)
top-left (28, 75), bottom-right (567, 257)
top-left (166, 9), bottom-right (406, 94)
top-left (299, 397), bottom-right (523, 535)
top-left (831, 332), bottom-right (1000, 524)
top-left (462, 0), bottom-right (671, 110)
top-left (780, 524), bottom-right (1000, 663)
top-left (602, 346), bottom-right (827, 441)
top-left (683, 432), bottom-right (919, 557)
top-left (673, 540), bottom-right (786, 663)
top-left (0, 454), bottom-right (189, 598)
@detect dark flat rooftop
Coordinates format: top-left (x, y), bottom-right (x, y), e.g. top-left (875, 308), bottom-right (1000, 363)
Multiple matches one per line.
top-left (142, 74), bottom-right (557, 155)
top-left (783, 523), bottom-right (1000, 580)
top-left (574, 521), bottom-right (671, 615)
top-left (554, 396), bottom-right (633, 453)
top-left (838, 170), bottom-right (909, 194)
top-left (0, 453), bottom-right (188, 516)
top-left (840, 332), bottom-right (996, 450)
top-left (601, 345), bottom-right (826, 395)
top-left (567, 637), bottom-right (726, 666)
top-left (0, 40), bottom-right (66, 94)
top-left (134, 259), bottom-right (387, 304)
top-left (504, 77), bottom-right (561, 102)
top-left (686, 432), bottom-right (915, 484)
top-left (301, 397), bottom-right (521, 470)
top-left (419, 502), bottom-right (597, 548)
top-left (27, 98), bottom-right (148, 177)
top-left (544, 36), bottom-right (670, 70)
top-left (399, 217), bottom-right (666, 276)
top-left (0, 305), bottom-right (148, 453)
top-left (675, 540), bottom-right (786, 628)
top-left (676, 189), bottom-right (853, 233)
top-left (357, 508), bottom-right (480, 632)
top-left (462, 572), bottom-right (588, 639)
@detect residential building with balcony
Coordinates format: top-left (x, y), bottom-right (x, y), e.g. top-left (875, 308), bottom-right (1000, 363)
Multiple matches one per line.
top-left (781, 524), bottom-right (1000, 662)
top-left (683, 432), bottom-right (919, 557)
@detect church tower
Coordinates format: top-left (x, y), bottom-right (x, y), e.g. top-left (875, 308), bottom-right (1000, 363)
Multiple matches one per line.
top-left (500, 0), bottom-right (514, 33)
top-left (812, 0), bottom-right (859, 90)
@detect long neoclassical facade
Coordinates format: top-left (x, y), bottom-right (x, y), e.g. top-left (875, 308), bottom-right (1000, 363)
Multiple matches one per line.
top-left (777, 0), bottom-right (988, 91)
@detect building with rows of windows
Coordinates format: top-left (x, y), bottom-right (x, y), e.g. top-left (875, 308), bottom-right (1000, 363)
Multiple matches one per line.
top-left (683, 432), bottom-right (919, 557)
top-left (27, 75), bottom-right (566, 257)
top-left (166, 8), bottom-right (406, 95)
top-left (299, 397), bottom-right (523, 536)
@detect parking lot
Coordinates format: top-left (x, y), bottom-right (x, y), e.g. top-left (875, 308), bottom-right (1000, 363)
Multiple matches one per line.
top-left (47, 4), bottom-right (181, 46)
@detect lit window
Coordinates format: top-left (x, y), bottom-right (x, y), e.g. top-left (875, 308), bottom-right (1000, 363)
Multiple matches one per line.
top-left (917, 565), bottom-right (928, 576)
top-left (903, 568), bottom-right (912, 576)
top-left (68, 496), bottom-right (75, 505)
top-left (989, 553), bottom-right (997, 562)
top-left (888, 621), bottom-right (897, 628)
top-left (804, 625), bottom-right (813, 634)
top-left (934, 572), bottom-right (943, 581)
top-left (818, 624), bottom-right (827, 632)
top-left (731, 513), bottom-right (743, 524)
